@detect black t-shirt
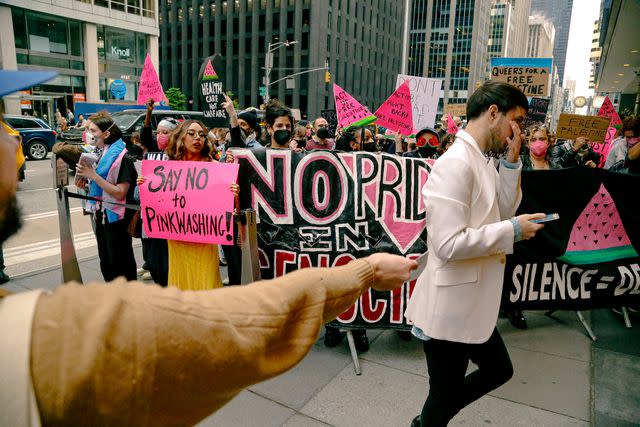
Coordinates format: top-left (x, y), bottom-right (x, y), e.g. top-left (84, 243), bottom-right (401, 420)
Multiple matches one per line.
top-left (115, 154), bottom-right (138, 220)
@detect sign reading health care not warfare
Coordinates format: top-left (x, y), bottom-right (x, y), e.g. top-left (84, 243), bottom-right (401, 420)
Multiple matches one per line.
top-left (140, 160), bottom-right (239, 245)
top-left (137, 54), bottom-right (168, 105)
top-left (395, 74), bottom-right (442, 131)
top-left (198, 54), bottom-right (229, 128)
top-left (333, 83), bottom-right (376, 129)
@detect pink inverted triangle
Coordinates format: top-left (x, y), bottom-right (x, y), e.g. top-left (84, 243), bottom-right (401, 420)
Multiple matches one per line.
top-left (447, 114), bottom-right (458, 135)
top-left (333, 83), bottom-right (376, 129)
top-left (137, 54), bottom-right (168, 105)
top-left (597, 96), bottom-right (622, 127)
top-left (374, 81), bottom-right (414, 136)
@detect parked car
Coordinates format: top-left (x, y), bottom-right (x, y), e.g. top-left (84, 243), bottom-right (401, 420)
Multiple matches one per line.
top-left (3, 114), bottom-right (57, 160)
top-left (60, 110), bottom-right (204, 144)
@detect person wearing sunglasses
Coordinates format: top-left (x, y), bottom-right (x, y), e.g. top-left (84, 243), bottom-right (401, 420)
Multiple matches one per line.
top-left (162, 120), bottom-right (239, 290)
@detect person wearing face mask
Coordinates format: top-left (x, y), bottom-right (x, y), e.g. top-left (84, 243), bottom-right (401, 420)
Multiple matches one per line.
top-left (605, 116), bottom-right (640, 172)
top-left (263, 99), bottom-right (295, 149)
top-left (140, 98), bottom-right (179, 154)
top-left (290, 125), bottom-right (308, 151)
top-left (221, 94), bottom-right (262, 151)
top-left (551, 134), bottom-right (601, 169)
top-left (75, 111), bottom-right (138, 282)
top-left (306, 117), bottom-right (336, 150)
top-left (521, 126), bottom-right (559, 171)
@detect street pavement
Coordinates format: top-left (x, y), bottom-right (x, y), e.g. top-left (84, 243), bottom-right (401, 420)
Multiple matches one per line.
top-left (4, 250), bottom-right (639, 426)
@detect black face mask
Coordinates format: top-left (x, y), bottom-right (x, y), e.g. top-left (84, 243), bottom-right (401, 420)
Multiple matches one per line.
top-left (273, 129), bottom-right (292, 146)
top-left (316, 127), bottom-right (332, 139)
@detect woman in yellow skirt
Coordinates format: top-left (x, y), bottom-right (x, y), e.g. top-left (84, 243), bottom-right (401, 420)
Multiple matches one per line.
top-left (164, 119), bottom-right (238, 291)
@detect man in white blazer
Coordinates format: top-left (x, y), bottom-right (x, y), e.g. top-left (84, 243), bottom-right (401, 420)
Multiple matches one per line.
top-left (405, 81), bottom-right (546, 427)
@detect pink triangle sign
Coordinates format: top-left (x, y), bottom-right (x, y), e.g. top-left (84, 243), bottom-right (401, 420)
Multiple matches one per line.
top-left (446, 114), bottom-right (458, 135)
top-left (333, 83), bottom-right (376, 129)
top-left (373, 81), bottom-right (414, 136)
top-left (137, 54), bottom-right (168, 105)
top-left (203, 59), bottom-right (219, 80)
top-left (597, 96), bottom-right (622, 127)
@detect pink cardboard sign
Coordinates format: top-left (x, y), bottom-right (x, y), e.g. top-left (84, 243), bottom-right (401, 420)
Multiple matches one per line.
top-left (373, 81), bottom-right (414, 136)
top-left (592, 126), bottom-right (618, 168)
top-left (597, 96), bottom-right (622, 128)
top-left (446, 114), bottom-right (458, 135)
top-left (333, 83), bottom-right (376, 129)
top-left (137, 54), bottom-right (168, 105)
top-left (140, 160), bottom-right (239, 244)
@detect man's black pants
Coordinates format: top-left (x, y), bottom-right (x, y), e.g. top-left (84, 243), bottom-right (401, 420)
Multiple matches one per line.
top-left (419, 328), bottom-right (513, 426)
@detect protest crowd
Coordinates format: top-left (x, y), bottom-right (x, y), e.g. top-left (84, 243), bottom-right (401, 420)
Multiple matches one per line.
top-left (1, 54), bottom-right (639, 426)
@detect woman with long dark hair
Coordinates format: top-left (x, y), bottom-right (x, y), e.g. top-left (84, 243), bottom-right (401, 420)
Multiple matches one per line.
top-left (75, 111), bottom-right (138, 281)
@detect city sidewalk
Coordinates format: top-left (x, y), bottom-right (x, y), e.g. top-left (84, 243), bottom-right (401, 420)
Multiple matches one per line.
top-left (4, 253), bottom-right (639, 426)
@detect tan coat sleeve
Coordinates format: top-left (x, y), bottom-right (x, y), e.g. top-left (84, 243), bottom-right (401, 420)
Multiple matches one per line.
top-left (30, 260), bottom-right (374, 427)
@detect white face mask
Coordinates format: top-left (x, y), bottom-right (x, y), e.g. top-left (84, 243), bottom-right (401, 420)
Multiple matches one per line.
top-left (85, 132), bottom-right (99, 146)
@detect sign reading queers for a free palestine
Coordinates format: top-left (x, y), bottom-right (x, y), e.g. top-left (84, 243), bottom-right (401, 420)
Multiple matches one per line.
top-left (198, 54), bottom-right (229, 128)
top-left (140, 160), bottom-right (239, 245)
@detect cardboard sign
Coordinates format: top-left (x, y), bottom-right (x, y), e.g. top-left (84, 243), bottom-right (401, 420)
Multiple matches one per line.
top-left (395, 74), bottom-right (442, 131)
top-left (333, 83), bottom-right (376, 129)
top-left (444, 103), bottom-right (466, 118)
top-left (490, 66), bottom-right (550, 97)
top-left (198, 54), bottom-right (229, 128)
top-left (446, 114), bottom-right (458, 135)
top-left (597, 96), bottom-right (622, 128)
top-left (374, 81), bottom-right (414, 136)
top-left (137, 54), bottom-right (168, 105)
top-left (523, 97), bottom-right (550, 129)
top-left (556, 114), bottom-right (611, 142)
top-left (140, 160), bottom-right (239, 244)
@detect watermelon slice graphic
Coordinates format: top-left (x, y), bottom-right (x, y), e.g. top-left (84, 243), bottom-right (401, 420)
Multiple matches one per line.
top-left (203, 60), bottom-right (218, 80)
top-left (558, 184), bottom-right (638, 265)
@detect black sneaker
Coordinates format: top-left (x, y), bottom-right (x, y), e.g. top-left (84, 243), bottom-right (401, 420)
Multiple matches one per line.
top-left (0, 270), bottom-right (10, 285)
top-left (352, 330), bottom-right (369, 353)
top-left (411, 415), bottom-right (421, 427)
top-left (507, 308), bottom-right (528, 330)
top-left (323, 327), bottom-right (344, 347)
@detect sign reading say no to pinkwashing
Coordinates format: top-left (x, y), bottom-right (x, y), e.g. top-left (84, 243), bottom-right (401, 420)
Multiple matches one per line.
top-left (140, 160), bottom-right (239, 244)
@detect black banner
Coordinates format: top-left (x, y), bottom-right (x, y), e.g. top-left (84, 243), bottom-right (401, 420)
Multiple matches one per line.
top-left (236, 149), bottom-right (640, 328)
top-left (198, 54), bottom-right (229, 128)
top-left (524, 97), bottom-right (550, 129)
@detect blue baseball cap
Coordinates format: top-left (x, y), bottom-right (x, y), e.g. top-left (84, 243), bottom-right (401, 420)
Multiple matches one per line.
top-left (0, 70), bottom-right (58, 98)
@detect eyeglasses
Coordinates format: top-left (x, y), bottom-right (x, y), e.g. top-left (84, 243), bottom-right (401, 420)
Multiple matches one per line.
top-left (186, 130), bottom-right (206, 138)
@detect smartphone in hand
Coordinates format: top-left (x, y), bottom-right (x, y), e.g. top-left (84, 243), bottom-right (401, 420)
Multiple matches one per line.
top-left (530, 213), bottom-right (559, 224)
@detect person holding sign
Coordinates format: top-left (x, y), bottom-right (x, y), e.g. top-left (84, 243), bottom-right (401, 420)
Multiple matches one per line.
top-left (157, 120), bottom-right (239, 290)
top-left (0, 80), bottom-right (419, 424)
top-left (405, 81), bottom-right (545, 427)
top-left (551, 135), bottom-right (600, 169)
top-left (75, 112), bottom-right (138, 282)
top-left (264, 99), bottom-right (295, 149)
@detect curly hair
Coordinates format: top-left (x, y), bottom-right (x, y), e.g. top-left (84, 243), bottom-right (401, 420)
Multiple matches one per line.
top-left (166, 120), bottom-right (214, 161)
top-left (526, 125), bottom-right (554, 146)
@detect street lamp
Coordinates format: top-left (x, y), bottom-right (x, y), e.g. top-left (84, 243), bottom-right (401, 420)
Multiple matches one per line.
top-left (264, 40), bottom-right (298, 104)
